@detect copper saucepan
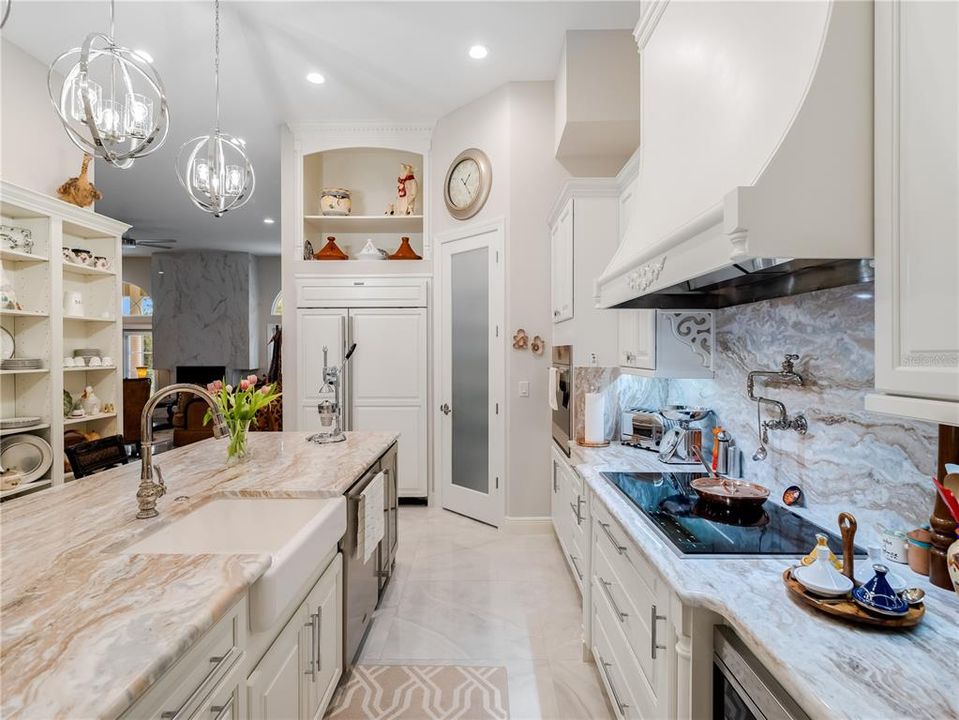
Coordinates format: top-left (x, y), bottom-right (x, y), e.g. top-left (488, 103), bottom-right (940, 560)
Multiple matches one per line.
top-left (690, 447), bottom-right (770, 508)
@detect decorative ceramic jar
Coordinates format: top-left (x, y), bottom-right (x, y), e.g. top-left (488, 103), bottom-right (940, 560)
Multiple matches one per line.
top-left (948, 530), bottom-right (959, 598)
top-left (388, 236), bottom-right (422, 260)
top-left (320, 188), bottom-right (352, 216)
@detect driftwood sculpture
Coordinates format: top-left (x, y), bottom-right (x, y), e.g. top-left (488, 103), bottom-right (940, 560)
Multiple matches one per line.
top-left (58, 154), bottom-right (102, 208)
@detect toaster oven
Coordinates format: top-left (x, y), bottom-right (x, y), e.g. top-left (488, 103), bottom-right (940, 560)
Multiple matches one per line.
top-left (621, 410), bottom-right (668, 450)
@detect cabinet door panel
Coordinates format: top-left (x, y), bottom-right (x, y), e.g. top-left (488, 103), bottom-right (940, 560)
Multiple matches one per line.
top-left (618, 310), bottom-right (656, 370)
top-left (246, 606), bottom-right (307, 720)
top-left (875, 1), bottom-right (959, 401)
top-left (296, 310), bottom-right (348, 430)
top-left (304, 555), bottom-right (343, 720)
top-left (354, 406), bottom-right (427, 497)
top-left (349, 309), bottom-right (427, 405)
top-left (551, 199), bottom-right (574, 323)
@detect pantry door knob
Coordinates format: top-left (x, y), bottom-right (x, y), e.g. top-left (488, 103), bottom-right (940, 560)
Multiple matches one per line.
top-left (440, 403), bottom-right (452, 416)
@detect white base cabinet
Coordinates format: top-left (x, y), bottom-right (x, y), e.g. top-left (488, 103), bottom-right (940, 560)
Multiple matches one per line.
top-left (551, 445), bottom-right (586, 593)
top-left (248, 554), bottom-right (342, 720)
top-left (619, 310), bottom-right (714, 379)
top-left (121, 553), bottom-right (344, 720)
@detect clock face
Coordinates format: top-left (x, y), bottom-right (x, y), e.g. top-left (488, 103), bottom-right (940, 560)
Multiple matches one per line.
top-left (444, 148), bottom-right (491, 220)
top-left (447, 158), bottom-right (481, 209)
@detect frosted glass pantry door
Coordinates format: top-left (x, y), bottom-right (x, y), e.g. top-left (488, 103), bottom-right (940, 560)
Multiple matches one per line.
top-left (438, 224), bottom-right (504, 527)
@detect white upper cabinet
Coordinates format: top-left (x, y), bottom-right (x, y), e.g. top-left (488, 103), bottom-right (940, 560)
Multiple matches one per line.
top-left (551, 197), bottom-right (574, 323)
top-left (619, 310), bottom-right (713, 378)
top-left (867, 0), bottom-right (959, 426)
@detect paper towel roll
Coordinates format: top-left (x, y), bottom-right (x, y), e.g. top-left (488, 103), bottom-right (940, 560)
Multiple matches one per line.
top-left (584, 393), bottom-right (605, 443)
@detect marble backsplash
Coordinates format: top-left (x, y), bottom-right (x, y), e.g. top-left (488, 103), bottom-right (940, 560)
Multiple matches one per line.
top-left (574, 282), bottom-right (939, 544)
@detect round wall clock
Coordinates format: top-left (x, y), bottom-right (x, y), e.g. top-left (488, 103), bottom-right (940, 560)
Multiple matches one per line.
top-left (444, 148), bottom-right (492, 220)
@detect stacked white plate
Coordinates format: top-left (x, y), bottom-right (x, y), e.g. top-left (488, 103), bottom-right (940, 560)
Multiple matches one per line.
top-left (1, 357), bottom-right (42, 370)
top-left (0, 416), bottom-right (42, 430)
top-left (0, 434), bottom-right (53, 484)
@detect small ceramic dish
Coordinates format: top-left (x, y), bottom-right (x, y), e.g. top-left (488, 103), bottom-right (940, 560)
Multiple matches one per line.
top-left (853, 564), bottom-right (909, 616)
top-left (793, 563), bottom-right (854, 598)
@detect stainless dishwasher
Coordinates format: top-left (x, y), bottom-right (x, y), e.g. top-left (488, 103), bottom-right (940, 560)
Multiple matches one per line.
top-left (340, 442), bottom-right (398, 674)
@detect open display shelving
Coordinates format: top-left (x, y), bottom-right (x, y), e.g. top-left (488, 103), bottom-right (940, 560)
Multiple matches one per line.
top-left (1, 181), bottom-right (126, 502)
top-left (296, 145), bottom-right (432, 273)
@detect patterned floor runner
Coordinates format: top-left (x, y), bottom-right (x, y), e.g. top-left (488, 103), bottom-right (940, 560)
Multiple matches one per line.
top-left (327, 664), bottom-right (510, 720)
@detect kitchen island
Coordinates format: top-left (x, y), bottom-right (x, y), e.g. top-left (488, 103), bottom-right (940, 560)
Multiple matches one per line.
top-left (565, 442), bottom-right (959, 720)
top-left (0, 431), bottom-right (397, 719)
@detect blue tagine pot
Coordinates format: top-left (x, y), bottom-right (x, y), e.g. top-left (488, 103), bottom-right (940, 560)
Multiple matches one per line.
top-left (853, 564), bottom-right (909, 616)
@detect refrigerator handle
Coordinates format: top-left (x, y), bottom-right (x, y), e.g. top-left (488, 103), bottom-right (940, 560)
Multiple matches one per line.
top-left (345, 313), bottom-right (353, 431)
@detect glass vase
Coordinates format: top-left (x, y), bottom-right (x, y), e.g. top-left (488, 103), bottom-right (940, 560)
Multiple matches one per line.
top-left (226, 419), bottom-right (253, 464)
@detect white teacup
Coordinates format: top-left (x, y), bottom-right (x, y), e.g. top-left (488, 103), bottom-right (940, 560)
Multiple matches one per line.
top-left (88, 356), bottom-right (102, 367)
top-left (63, 357), bottom-right (75, 367)
top-left (101, 356), bottom-right (114, 366)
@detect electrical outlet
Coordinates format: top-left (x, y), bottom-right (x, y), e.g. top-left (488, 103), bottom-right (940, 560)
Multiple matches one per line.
top-left (589, 352), bottom-right (598, 366)
top-left (518, 381), bottom-right (530, 397)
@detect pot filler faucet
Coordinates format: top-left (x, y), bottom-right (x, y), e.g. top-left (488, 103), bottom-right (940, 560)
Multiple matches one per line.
top-left (136, 383), bottom-right (228, 519)
top-left (746, 354), bottom-right (808, 459)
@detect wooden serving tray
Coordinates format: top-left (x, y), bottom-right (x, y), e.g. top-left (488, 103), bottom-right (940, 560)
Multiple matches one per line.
top-left (782, 568), bottom-right (925, 628)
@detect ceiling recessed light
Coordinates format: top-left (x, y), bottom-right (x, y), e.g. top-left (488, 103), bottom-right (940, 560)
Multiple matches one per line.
top-left (157, 270), bottom-right (165, 275)
top-left (468, 45), bottom-right (489, 60)
top-left (306, 72), bottom-right (326, 85)
top-left (263, 217), bottom-right (275, 225)
top-left (134, 49), bottom-right (154, 64)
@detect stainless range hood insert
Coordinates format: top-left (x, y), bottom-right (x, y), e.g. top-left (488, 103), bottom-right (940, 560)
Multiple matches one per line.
top-left (613, 258), bottom-right (874, 310)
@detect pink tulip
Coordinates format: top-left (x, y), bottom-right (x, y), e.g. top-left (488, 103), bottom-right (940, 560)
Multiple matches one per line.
top-left (247, 374), bottom-right (258, 385)
top-left (239, 379), bottom-right (250, 391)
top-left (226, 384), bottom-right (233, 393)
top-left (206, 382), bottom-right (215, 392)
top-left (259, 385), bottom-right (271, 395)
top-left (212, 380), bottom-right (223, 391)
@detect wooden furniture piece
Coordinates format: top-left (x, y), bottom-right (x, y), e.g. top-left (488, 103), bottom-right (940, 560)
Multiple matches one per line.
top-left (65, 435), bottom-right (129, 479)
top-left (122, 378), bottom-right (151, 450)
top-left (0, 181), bottom-right (126, 500)
top-left (172, 398), bottom-right (215, 448)
top-left (866, 0), bottom-right (959, 428)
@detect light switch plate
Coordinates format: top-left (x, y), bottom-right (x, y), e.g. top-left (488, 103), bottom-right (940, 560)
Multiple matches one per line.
top-left (518, 381), bottom-right (529, 397)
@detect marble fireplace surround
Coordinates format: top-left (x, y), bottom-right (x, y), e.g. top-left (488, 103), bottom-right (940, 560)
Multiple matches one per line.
top-left (573, 283), bottom-right (938, 544)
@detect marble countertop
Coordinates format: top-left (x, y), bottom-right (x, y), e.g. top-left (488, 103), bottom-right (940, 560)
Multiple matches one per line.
top-left (568, 442), bottom-right (959, 720)
top-left (0, 431), bottom-right (397, 720)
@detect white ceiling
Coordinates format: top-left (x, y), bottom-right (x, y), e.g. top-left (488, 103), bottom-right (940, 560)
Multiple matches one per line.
top-left (5, 1), bottom-right (639, 256)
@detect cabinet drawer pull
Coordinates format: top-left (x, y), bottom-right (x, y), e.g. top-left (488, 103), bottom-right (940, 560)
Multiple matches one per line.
top-left (160, 646), bottom-right (240, 720)
top-left (599, 577), bottom-right (628, 622)
top-left (568, 552), bottom-right (583, 581)
top-left (598, 521), bottom-right (627, 555)
top-left (599, 655), bottom-right (630, 716)
top-left (568, 500), bottom-right (582, 525)
top-left (650, 604), bottom-right (667, 659)
top-left (210, 693), bottom-right (235, 720)
top-left (304, 611), bottom-right (319, 681)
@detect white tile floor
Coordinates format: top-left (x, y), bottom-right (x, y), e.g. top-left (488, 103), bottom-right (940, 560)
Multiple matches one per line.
top-left (357, 505), bottom-right (614, 720)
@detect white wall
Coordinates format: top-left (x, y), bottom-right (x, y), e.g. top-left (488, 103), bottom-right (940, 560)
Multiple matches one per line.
top-left (1, 38), bottom-right (91, 196)
top-left (431, 82), bottom-right (569, 519)
top-left (506, 82), bottom-right (570, 518)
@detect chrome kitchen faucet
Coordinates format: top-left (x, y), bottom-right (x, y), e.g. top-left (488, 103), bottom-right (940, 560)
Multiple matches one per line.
top-left (135, 383), bottom-right (228, 519)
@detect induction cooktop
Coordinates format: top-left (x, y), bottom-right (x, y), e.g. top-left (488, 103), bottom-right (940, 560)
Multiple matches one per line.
top-left (600, 471), bottom-right (866, 558)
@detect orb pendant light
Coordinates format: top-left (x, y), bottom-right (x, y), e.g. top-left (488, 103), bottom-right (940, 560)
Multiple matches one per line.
top-left (176, 0), bottom-right (254, 217)
top-left (47, 0), bottom-right (169, 169)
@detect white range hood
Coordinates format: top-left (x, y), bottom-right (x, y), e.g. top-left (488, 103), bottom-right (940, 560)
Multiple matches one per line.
top-left (597, 0), bottom-right (874, 309)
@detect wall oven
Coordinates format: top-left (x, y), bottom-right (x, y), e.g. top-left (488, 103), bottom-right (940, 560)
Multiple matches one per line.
top-left (550, 345), bottom-right (573, 456)
top-left (713, 626), bottom-right (809, 720)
